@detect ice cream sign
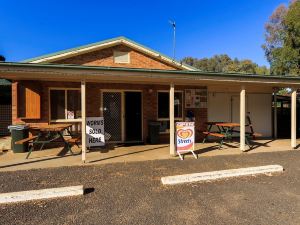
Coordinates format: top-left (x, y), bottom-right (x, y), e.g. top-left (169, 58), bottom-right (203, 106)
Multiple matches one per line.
top-left (176, 122), bottom-right (197, 160)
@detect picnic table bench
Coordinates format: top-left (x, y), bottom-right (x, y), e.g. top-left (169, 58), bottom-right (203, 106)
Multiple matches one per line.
top-left (15, 135), bottom-right (38, 145)
top-left (202, 131), bottom-right (225, 138)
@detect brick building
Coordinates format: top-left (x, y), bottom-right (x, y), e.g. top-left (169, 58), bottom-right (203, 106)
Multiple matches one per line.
top-left (1, 36), bottom-right (300, 161)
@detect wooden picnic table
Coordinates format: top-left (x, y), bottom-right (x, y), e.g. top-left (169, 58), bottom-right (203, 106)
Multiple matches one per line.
top-left (29, 124), bottom-right (73, 132)
top-left (21, 124), bottom-right (79, 159)
top-left (203, 122), bottom-right (251, 149)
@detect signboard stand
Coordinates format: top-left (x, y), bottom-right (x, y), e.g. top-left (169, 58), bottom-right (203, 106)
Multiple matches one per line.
top-left (176, 122), bottom-right (197, 160)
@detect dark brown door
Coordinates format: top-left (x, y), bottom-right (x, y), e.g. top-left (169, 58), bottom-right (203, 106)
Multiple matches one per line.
top-left (125, 92), bottom-right (142, 142)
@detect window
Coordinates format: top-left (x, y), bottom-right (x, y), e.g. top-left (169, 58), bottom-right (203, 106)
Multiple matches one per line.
top-left (113, 51), bottom-right (130, 63)
top-left (157, 91), bottom-right (183, 133)
top-left (158, 92), bottom-right (169, 119)
top-left (67, 90), bottom-right (81, 119)
top-left (158, 91), bottom-right (183, 119)
top-left (50, 89), bottom-right (81, 121)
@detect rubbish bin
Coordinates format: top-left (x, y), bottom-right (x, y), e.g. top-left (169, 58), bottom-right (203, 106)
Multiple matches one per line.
top-left (8, 125), bottom-right (29, 153)
top-left (148, 121), bottom-right (160, 144)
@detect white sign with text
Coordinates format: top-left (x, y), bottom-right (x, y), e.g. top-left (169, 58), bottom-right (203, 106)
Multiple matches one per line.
top-left (86, 117), bottom-right (105, 147)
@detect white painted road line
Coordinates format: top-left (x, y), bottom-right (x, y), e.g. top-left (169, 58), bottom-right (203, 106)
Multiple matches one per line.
top-left (0, 185), bottom-right (84, 204)
top-left (161, 165), bottom-right (283, 185)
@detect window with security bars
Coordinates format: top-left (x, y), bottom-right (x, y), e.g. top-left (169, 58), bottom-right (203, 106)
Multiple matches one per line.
top-left (0, 105), bottom-right (11, 136)
top-left (0, 86), bottom-right (12, 136)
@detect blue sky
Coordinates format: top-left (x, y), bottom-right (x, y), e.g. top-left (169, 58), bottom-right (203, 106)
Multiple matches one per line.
top-left (0, 0), bottom-right (289, 66)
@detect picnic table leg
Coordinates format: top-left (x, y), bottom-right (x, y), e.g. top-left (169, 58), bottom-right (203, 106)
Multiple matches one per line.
top-left (25, 133), bottom-right (42, 159)
top-left (245, 136), bottom-right (252, 149)
top-left (218, 127), bottom-right (229, 150)
top-left (228, 127), bottom-right (234, 142)
top-left (38, 131), bottom-right (51, 151)
top-left (26, 144), bottom-right (34, 159)
top-left (202, 124), bottom-right (213, 143)
top-left (58, 131), bottom-right (74, 155)
top-left (218, 138), bottom-right (224, 150)
top-left (66, 127), bottom-right (80, 148)
top-left (39, 142), bottom-right (46, 151)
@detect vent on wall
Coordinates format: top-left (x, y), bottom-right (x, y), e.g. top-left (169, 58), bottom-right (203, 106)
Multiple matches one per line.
top-left (113, 51), bottom-right (130, 63)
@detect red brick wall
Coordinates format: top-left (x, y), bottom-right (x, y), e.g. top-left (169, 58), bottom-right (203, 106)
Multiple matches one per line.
top-left (12, 81), bottom-right (207, 143)
top-left (53, 45), bottom-right (180, 70)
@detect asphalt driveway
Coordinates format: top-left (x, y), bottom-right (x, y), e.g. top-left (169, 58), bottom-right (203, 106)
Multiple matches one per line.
top-left (1, 150), bottom-right (300, 225)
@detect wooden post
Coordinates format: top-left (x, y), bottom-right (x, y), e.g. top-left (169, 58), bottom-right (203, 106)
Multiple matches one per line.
top-left (170, 83), bottom-right (175, 156)
top-left (274, 92), bottom-right (278, 139)
top-left (11, 81), bottom-right (18, 124)
top-left (81, 80), bottom-right (87, 162)
top-left (291, 88), bottom-right (297, 149)
top-left (240, 86), bottom-right (246, 151)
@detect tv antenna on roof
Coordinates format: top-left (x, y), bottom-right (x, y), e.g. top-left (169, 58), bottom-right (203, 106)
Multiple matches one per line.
top-left (169, 20), bottom-right (176, 61)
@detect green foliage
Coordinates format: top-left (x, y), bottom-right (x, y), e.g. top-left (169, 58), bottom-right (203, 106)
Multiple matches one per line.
top-left (182, 55), bottom-right (269, 75)
top-left (278, 88), bottom-right (290, 95)
top-left (263, 0), bottom-right (300, 75)
top-left (0, 55), bottom-right (5, 62)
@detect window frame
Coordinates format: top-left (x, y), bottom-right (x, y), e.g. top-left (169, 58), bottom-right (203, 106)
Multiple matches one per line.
top-left (157, 90), bottom-right (184, 121)
top-left (49, 87), bottom-right (82, 122)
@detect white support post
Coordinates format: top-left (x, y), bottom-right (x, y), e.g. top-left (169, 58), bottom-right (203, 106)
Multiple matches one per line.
top-left (170, 83), bottom-right (175, 156)
top-left (274, 92), bottom-right (278, 139)
top-left (291, 88), bottom-right (297, 149)
top-left (240, 86), bottom-right (246, 151)
top-left (81, 80), bottom-right (87, 163)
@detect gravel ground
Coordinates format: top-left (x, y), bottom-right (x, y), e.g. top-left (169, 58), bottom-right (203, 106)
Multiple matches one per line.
top-left (1, 150), bottom-right (300, 225)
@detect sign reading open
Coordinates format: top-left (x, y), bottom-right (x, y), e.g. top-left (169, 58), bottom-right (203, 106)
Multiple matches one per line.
top-left (86, 117), bottom-right (105, 147)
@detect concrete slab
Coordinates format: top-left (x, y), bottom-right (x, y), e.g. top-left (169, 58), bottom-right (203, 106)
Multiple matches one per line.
top-left (0, 139), bottom-right (296, 172)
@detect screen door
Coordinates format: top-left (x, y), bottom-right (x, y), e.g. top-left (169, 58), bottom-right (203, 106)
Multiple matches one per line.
top-left (102, 92), bottom-right (122, 142)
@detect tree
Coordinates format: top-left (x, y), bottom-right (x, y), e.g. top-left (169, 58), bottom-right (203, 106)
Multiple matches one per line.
top-left (181, 55), bottom-right (269, 74)
top-left (262, 0), bottom-right (300, 75)
top-left (0, 55), bottom-right (5, 62)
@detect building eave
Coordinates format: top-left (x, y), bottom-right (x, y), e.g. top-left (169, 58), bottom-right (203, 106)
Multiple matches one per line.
top-left (0, 62), bottom-right (299, 87)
